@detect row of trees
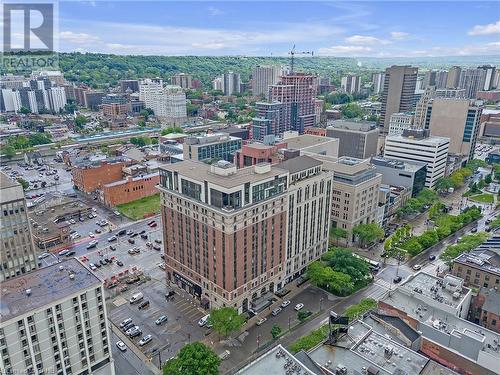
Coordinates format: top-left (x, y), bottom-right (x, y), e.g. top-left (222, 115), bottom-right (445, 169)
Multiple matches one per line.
top-left (397, 188), bottom-right (439, 218)
top-left (441, 232), bottom-right (489, 264)
top-left (330, 223), bottom-right (384, 248)
top-left (307, 247), bottom-right (372, 296)
top-left (129, 137), bottom-right (158, 147)
top-left (435, 167), bottom-right (472, 193)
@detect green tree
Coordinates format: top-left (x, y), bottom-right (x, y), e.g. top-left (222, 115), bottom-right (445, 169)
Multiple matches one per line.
top-left (401, 237), bottom-right (423, 257)
top-left (417, 230), bottom-right (439, 249)
top-left (163, 342), bottom-right (220, 375)
top-left (329, 227), bottom-right (348, 245)
top-left (2, 145), bottom-right (16, 158)
top-left (161, 126), bottom-right (184, 136)
top-left (208, 307), bottom-right (245, 338)
top-left (352, 223), bottom-right (384, 247)
top-left (74, 115), bottom-right (87, 129)
top-left (341, 103), bottom-right (365, 119)
top-left (187, 103), bottom-right (199, 117)
top-left (137, 120), bottom-right (146, 127)
top-left (435, 177), bottom-right (453, 192)
top-left (467, 159), bottom-right (487, 171)
top-left (485, 174), bottom-right (493, 184)
top-left (19, 106), bottom-right (31, 114)
top-left (441, 233), bottom-right (488, 263)
top-left (297, 310), bottom-right (310, 322)
top-left (130, 137), bottom-right (147, 147)
top-left (307, 261), bottom-right (354, 296)
top-left (478, 179), bottom-right (485, 190)
top-left (321, 247), bottom-right (370, 284)
top-left (271, 324), bottom-right (282, 339)
top-left (344, 298), bottom-right (377, 321)
top-left (16, 177), bottom-right (29, 190)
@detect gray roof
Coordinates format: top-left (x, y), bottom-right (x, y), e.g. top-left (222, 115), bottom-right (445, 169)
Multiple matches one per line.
top-left (0, 258), bottom-right (101, 323)
top-left (0, 171), bottom-right (19, 189)
top-left (285, 135), bottom-right (335, 149)
top-left (279, 155), bottom-right (322, 174)
top-left (480, 288), bottom-right (500, 316)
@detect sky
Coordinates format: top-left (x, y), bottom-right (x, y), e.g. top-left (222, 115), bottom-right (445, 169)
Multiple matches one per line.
top-left (54, 1), bottom-right (500, 57)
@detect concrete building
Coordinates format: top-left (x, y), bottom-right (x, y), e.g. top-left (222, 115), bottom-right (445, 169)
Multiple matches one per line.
top-left (446, 66), bottom-right (462, 89)
top-left (459, 68), bottom-right (487, 98)
top-left (269, 73), bottom-right (317, 134)
top-left (0, 259), bottom-right (115, 375)
top-left (388, 112), bottom-right (415, 136)
top-left (341, 74), bottom-right (361, 94)
top-left (326, 120), bottom-right (379, 159)
top-left (384, 129), bottom-right (449, 188)
top-left (118, 79), bottom-right (139, 93)
top-left (0, 172), bottom-right (37, 281)
top-left (435, 88), bottom-right (466, 99)
top-left (371, 156), bottom-right (427, 197)
top-left (470, 287), bottom-right (500, 333)
top-left (477, 90), bottom-right (500, 102)
top-left (83, 91), bottom-right (105, 110)
top-left (101, 173), bottom-right (159, 207)
top-left (252, 66), bottom-right (281, 98)
top-left (380, 65), bottom-right (418, 131)
top-left (158, 160), bottom-right (289, 312)
top-left (212, 77), bottom-right (223, 91)
top-left (479, 65), bottom-right (496, 91)
top-left (283, 133), bottom-right (339, 158)
top-left (170, 73), bottom-right (192, 89)
top-left (220, 72), bottom-right (241, 96)
top-left (278, 156), bottom-right (333, 282)
top-left (183, 133), bottom-right (242, 162)
top-left (423, 98), bottom-right (482, 161)
top-left (101, 94), bottom-right (130, 117)
top-left (71, 157), bottom-right (131, 193)
top-left (318, 157), bottom-right (381, 242)
top-left (451, 236), bottom-right (500, 289)
top-left (252, 102), bottom-right (284, 141)
top-left (234, 141), bottom-right (287, 168)
top-left (139, 80), bottom-right (187, 125)
top-left (379, 272), bottom-right (499, 375)
top-left (372, 72), bottom-right (385, 94)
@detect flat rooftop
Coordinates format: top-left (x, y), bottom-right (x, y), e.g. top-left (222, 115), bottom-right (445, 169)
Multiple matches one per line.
top-left (371, 156), bottom-right (426, 172)
top-left (309, 320), bottom-right (429, 375)
top-left (327, 119), bottom-right (377, 132)
top-left (160, 160), bottom-right (287, 189)
top-left (386, 133), bottom-right (450, 146)
top-left (454, 236), bottom-right (500, 276)
top-left (0, 258), bottom-right (101, 323)
top-left (279, 155), bottom-right (323, 175)
top-left (73, 155), bottom-right (129, 168)
top-left (237, 344), bottom-right (316, 375)
top-left (0, 171), bottom-right (19, 189)
top-left (284, 135), bottom-right (336, 150)
top-left (104, 172), bottom-right (159, 188)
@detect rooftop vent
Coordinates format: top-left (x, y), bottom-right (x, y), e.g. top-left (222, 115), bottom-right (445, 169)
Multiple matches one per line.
top-left (25, 289), bottom-right (32, 296)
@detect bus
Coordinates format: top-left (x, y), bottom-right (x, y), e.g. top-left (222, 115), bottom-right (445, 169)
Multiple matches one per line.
top-left (353, 254), bottom-right (381, 272)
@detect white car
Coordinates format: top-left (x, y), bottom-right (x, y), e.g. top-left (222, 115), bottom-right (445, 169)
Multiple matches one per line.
top-left (281, 300), bottom-right (291, 308)
top-left (413, 264), bottom-right (422, 271)
top-left (155, 315), bottom-right (168, 325)
top-left (139, 334), bottom-right (152, 346)
top-left (120, 318), bottom-right (132, 328)
top-left (38, 253), bottom-right (50, 259)
top-left (157, 262), bottom-right (166, 270)
top-left (108, 236), bottom-right (117, 242)
top-left (256, 317), bottom-right (267, 326)
top-left (294, 303), bottom-right (304, 311)
top-left (115, 341), bottom-right (127, 352)
top-left (58, 249), bottom-right (69, 256)
top-left (69, 219), bottom-right (76, 224)
top-left (88, 232), bottom-right (95, 238)
top-left (198, 315), bottom-right (210, 327)
top-left (89, 263), bottom-right (97, 271)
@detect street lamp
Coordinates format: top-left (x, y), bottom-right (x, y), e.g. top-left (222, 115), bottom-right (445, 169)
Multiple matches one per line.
top-left (319, 298), bottom-right (324, 312)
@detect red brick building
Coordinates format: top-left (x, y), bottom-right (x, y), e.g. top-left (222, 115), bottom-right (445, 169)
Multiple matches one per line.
top-left (71, 157), bottom-right (130, 193)
top-left (470, 288), bottom-right (500, 333)
top-left (233, 142), bottom-right (287, 168)
top-left (477, 90), bottom-right (500, 102)
top-left (304, 127), bottom-right (326, 136)
top-left (102, 173), bottom-right (159, 207)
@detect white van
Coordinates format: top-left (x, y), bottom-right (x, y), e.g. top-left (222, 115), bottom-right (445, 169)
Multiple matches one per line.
top-left (129, 292), bottom-right (144, 304)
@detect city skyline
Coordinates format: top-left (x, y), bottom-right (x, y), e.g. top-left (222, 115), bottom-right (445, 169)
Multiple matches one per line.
top-left (53, 1), bottom-right (500, 57)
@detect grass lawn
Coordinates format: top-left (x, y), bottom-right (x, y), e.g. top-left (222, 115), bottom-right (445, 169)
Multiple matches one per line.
top-left (116, 194), bottom-right (161, 220)
top-left (469, 193), bottom-right (494, 204)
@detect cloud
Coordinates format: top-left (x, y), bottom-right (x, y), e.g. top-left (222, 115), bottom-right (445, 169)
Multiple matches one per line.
top-left (208, 6), bottom-right (224, 16)
top-left (345, 35), bottom-right (390, 45)
top-left (468, 20), bottom-right (500, 36)
top-left (390, 31), bottom-right (409, 40)
top-left (317, 45), bottom-right (372, 56)
top-left (59, 31), bottom-right (100, 44)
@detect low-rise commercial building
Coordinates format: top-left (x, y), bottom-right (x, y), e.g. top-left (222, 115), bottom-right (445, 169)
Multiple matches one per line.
top-left (0, 259), bottom-right (115, 375)
top-left (71, 157), bottom-right (131, 193)
top-left (101, 173), bottom-right (159, 207)
top-left (388, 112), bottom-right (415, 136)
top-left (470, 287), bottom-right (500, 333)
top-left (282, 133), bottom-right (339, 158)
top-left (183, 133), bottom-right (242, 162)
top-left (371, 156), bottom-right (427, 197)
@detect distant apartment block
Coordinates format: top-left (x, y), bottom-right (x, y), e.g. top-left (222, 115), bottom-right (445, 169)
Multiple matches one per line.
top-left (139, 79), bottom-right (187, 124)
top-left (0, 259), bottom-right (115, 375)
top-left (119, 79), bottom-right (139, 93)
top-left (101, 173), bottom-right (159, 207)
top-left (326, 120), bottom-right (379, 159)
top-left (171, 73), bottom-right (192, 89)
top-left (84, 91), bottom-right (106, 110)
top-left (435, 88), bottom-right (466, 99)
top-left (459, 68), bottom-right (487, 98)
top-left (252, 102), bottom-right (285, 141)
top-left (252, 65), bottom-right (281, 98)
top-left (101, 93), bottom-right (130, 117)
top-left (371, 72), bottom-right (385, 94)
top-left (71, 157), bottom-right (131, 193)
top-left (341, 74), bottom-right (361, 94)
top-left (0, 172), bottom-right (37, 281)
top-left (384, 129), bottom-right (449, 188)
top-left (183, 133), bottom-right (242, 162)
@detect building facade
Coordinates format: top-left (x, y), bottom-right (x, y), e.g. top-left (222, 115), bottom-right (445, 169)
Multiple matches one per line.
top-left (159, 160), bottom-right (289, 312)
top-left (388, 112), bottom-right (415, 136)
top-left (252, 66), bottom-right (281, 98)
top-left (139, 79), bottom-right (187, 124)
top-left (326, 120), bottom-right (379, 159)
top-left (71, 157), bottom-right (130, 193)
top-left (372, 72), bottom-right (385, 94)
top-left (0, 259), bottom-right (115, 375)
top-left (171, 73), bottom-right (192, 89)
top-left (0, 172), bottom-right (37, 281)
top-left (384, 129), bottom-right (449, 188)
top-left (380, 65), bottom-right (418, 131)
top-left (341, 74), bottom-right (361, 94)
top-left (183, 134), bottom-right (242, 162)
top-left (371, 156), bottom-right (427, 197)
top-left (459, 68), bottom-right (487, 99)
top-left (101, 173), bottom-right (159, 207)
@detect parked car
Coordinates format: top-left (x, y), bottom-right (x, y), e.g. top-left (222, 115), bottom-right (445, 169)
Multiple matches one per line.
top-left (116, 341), bottom-right (127, 352)
top-left (157, 262), bottom-right (166, 270)
top-left (148, 220), bottom-right (156, 226)
top-left (155, 315), bottom-right (168, 325)
top-left (108, 236), bottom-right (117, 242)
top-left (272, 308), bottom-right (282, 316)
top-left (153, 245), bottom-right (161, 251)
top-left (141, 234), bottom-right (148, 239)
top-left (116, 260), bottom-right (124, 267)
top-left (58, 249), bottom-right (69, 256)
top-left (65, 251), bottom-right (76, 257)
top-left (294, 303), bottom-right (304, 311)
top-left (88, 232), bottom-right (95, 238)
top-left (218, 350), bottom-right (230, 361)
top-left (198, 315), bottom-right (210, 327)
top-left (86, 240), bottom-right (98, 249)
top-left (412, 264), bottom-right (422, 271)
top-left (165, 290), bottom-right (176, 300)
top-left (128, 328), bottom-right (142, 338)
top-left (155, 239), bottom-right (162, 244)
top-left (95, 228), bottom-right (102, 234)
top-left (128, 238), bottom-right (135, 244)
top-left (281, 300), bottom-right (291, 308)
top-left (256, 317), bottom-right (267, 326)
top-left (118, 229), bottom-right (127, 236)
top-left (146, 241), bottom-right (153, 247)
top-left (38, 253), bottom-right (50, 259)
top-left (109, 245), bottom-right (116, 251)
top-left (139, 335), bottom-right (152, 346)
top-left (139, 230), bottom-right (146, 235)
top-left (99, 259), bottom-right (106, 266)
top-left (120, 318), bottom-right (133, 328)
top-left (296, 276), bottom-right (309, 287)
top-left (138, 300), bottom-right (150, 310)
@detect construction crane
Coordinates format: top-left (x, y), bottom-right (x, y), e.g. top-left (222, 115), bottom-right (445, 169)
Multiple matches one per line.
top-left (288, 44), bottom-right (314, 73)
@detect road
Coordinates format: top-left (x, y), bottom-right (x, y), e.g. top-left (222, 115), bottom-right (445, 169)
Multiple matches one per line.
top-left (111, 330), bottom-right (155, 375)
